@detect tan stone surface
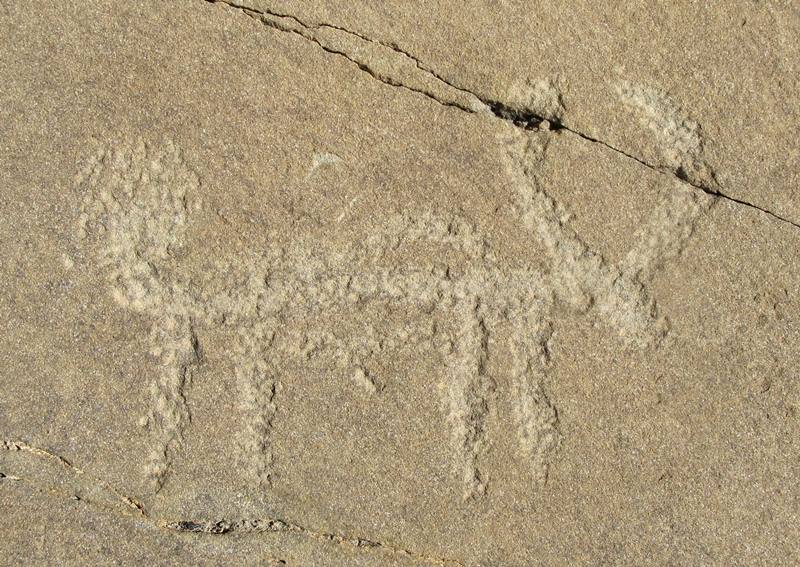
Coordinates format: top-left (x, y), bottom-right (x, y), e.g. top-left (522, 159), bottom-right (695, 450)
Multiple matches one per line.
top-left (1, 1), bottom-right (798, 566)
top-left (242, 0), bottom-right (800, 224)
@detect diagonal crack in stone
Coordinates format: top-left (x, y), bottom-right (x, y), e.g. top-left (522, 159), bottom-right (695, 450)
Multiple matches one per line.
top-left (1, 439), bottom-right (463, 566)
top-left (202, 0), bottom-right (800, 232)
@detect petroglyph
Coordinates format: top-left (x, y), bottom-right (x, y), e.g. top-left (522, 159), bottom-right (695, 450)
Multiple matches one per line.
top-left (508, 308), bottom-right (559, 485)
top-left (235, 322), bottom-right (279, 488)
top-left (508, 77), bottom-right (565, 123)
top-left (75, 101), bottom-right (712, 499)
top-left (617, 81), bottom-right (716, 188)
top-left (75, 140), bottom-right (202, 492)
top-left (440, 296), bottom-right (494, 498)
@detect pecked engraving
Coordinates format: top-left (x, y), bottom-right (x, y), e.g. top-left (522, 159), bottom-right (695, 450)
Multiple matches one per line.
top-left (75, 116), bottom-right (711, 499)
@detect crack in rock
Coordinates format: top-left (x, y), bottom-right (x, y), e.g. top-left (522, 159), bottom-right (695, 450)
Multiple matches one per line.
top-left (1, 439), bottom-right (464, 566)
top-left (163, 519), bottom-right (465, 566)
top-left (202, 0), bottom-right (800, 231)
top-left (2, 440), bottom-right (148, 518)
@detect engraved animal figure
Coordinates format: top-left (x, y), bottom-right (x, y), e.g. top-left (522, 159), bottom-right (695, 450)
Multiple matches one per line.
top-left (74, 122), bottom-right (711, 499)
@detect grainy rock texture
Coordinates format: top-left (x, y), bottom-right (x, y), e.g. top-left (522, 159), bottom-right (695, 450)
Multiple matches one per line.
top-left (1, 1), bottom-right (798, 566)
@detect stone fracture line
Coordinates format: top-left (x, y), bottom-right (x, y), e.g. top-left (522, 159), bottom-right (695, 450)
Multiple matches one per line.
top-left (0, 441), bottom-right (463, 567)
top-left (1, 440), bottom-right (148, 519)
top-left (165, 519), bottom-right (466, 567)
top-left (203, 0), bottom-right (484, 115)
top-left (202, 0), bottom-right (800, 231)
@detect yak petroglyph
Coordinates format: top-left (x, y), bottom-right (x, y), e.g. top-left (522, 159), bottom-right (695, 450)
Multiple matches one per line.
top-left (73, 85), bottom-right (711, 499)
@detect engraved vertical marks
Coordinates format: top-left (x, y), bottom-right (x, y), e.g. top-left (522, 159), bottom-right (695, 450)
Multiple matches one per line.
top-left (236, 322), bottom-right (278, 489)
top-left (75, 139), bottom-right (201, 491)
top-left (442, 295), bottom-right (494, 500)
top-left (144, 315), bottom-right (200, 491)
top-left (509, 311), bottom-right (560, 485)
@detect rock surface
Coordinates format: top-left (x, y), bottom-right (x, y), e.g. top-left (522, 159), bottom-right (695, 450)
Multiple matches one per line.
top-left (1, 1), bottom-right (798, 565)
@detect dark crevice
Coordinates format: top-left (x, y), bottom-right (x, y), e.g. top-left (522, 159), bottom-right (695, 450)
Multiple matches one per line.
top-left (202, 0), bottom-right (800, 231)
top-left (164, 517), bottom-right (464, 565)
top-left (209, 0), bottom-right (477, 115)
top-left (486, 100), bottom-right (558, 130)
top-left (706, 189), bottom-right (800, 229)
top-left (3, 439), bottom-right (463, 566)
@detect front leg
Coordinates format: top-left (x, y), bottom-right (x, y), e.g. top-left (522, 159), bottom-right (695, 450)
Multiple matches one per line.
top-left (440, 294), bottom-right (494, 500)
top-left (508, 309), bottom-right (561, 485)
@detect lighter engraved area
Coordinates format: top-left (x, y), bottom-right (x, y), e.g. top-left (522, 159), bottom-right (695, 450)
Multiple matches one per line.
top-left (75, 113), bottom-right (711, 499)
